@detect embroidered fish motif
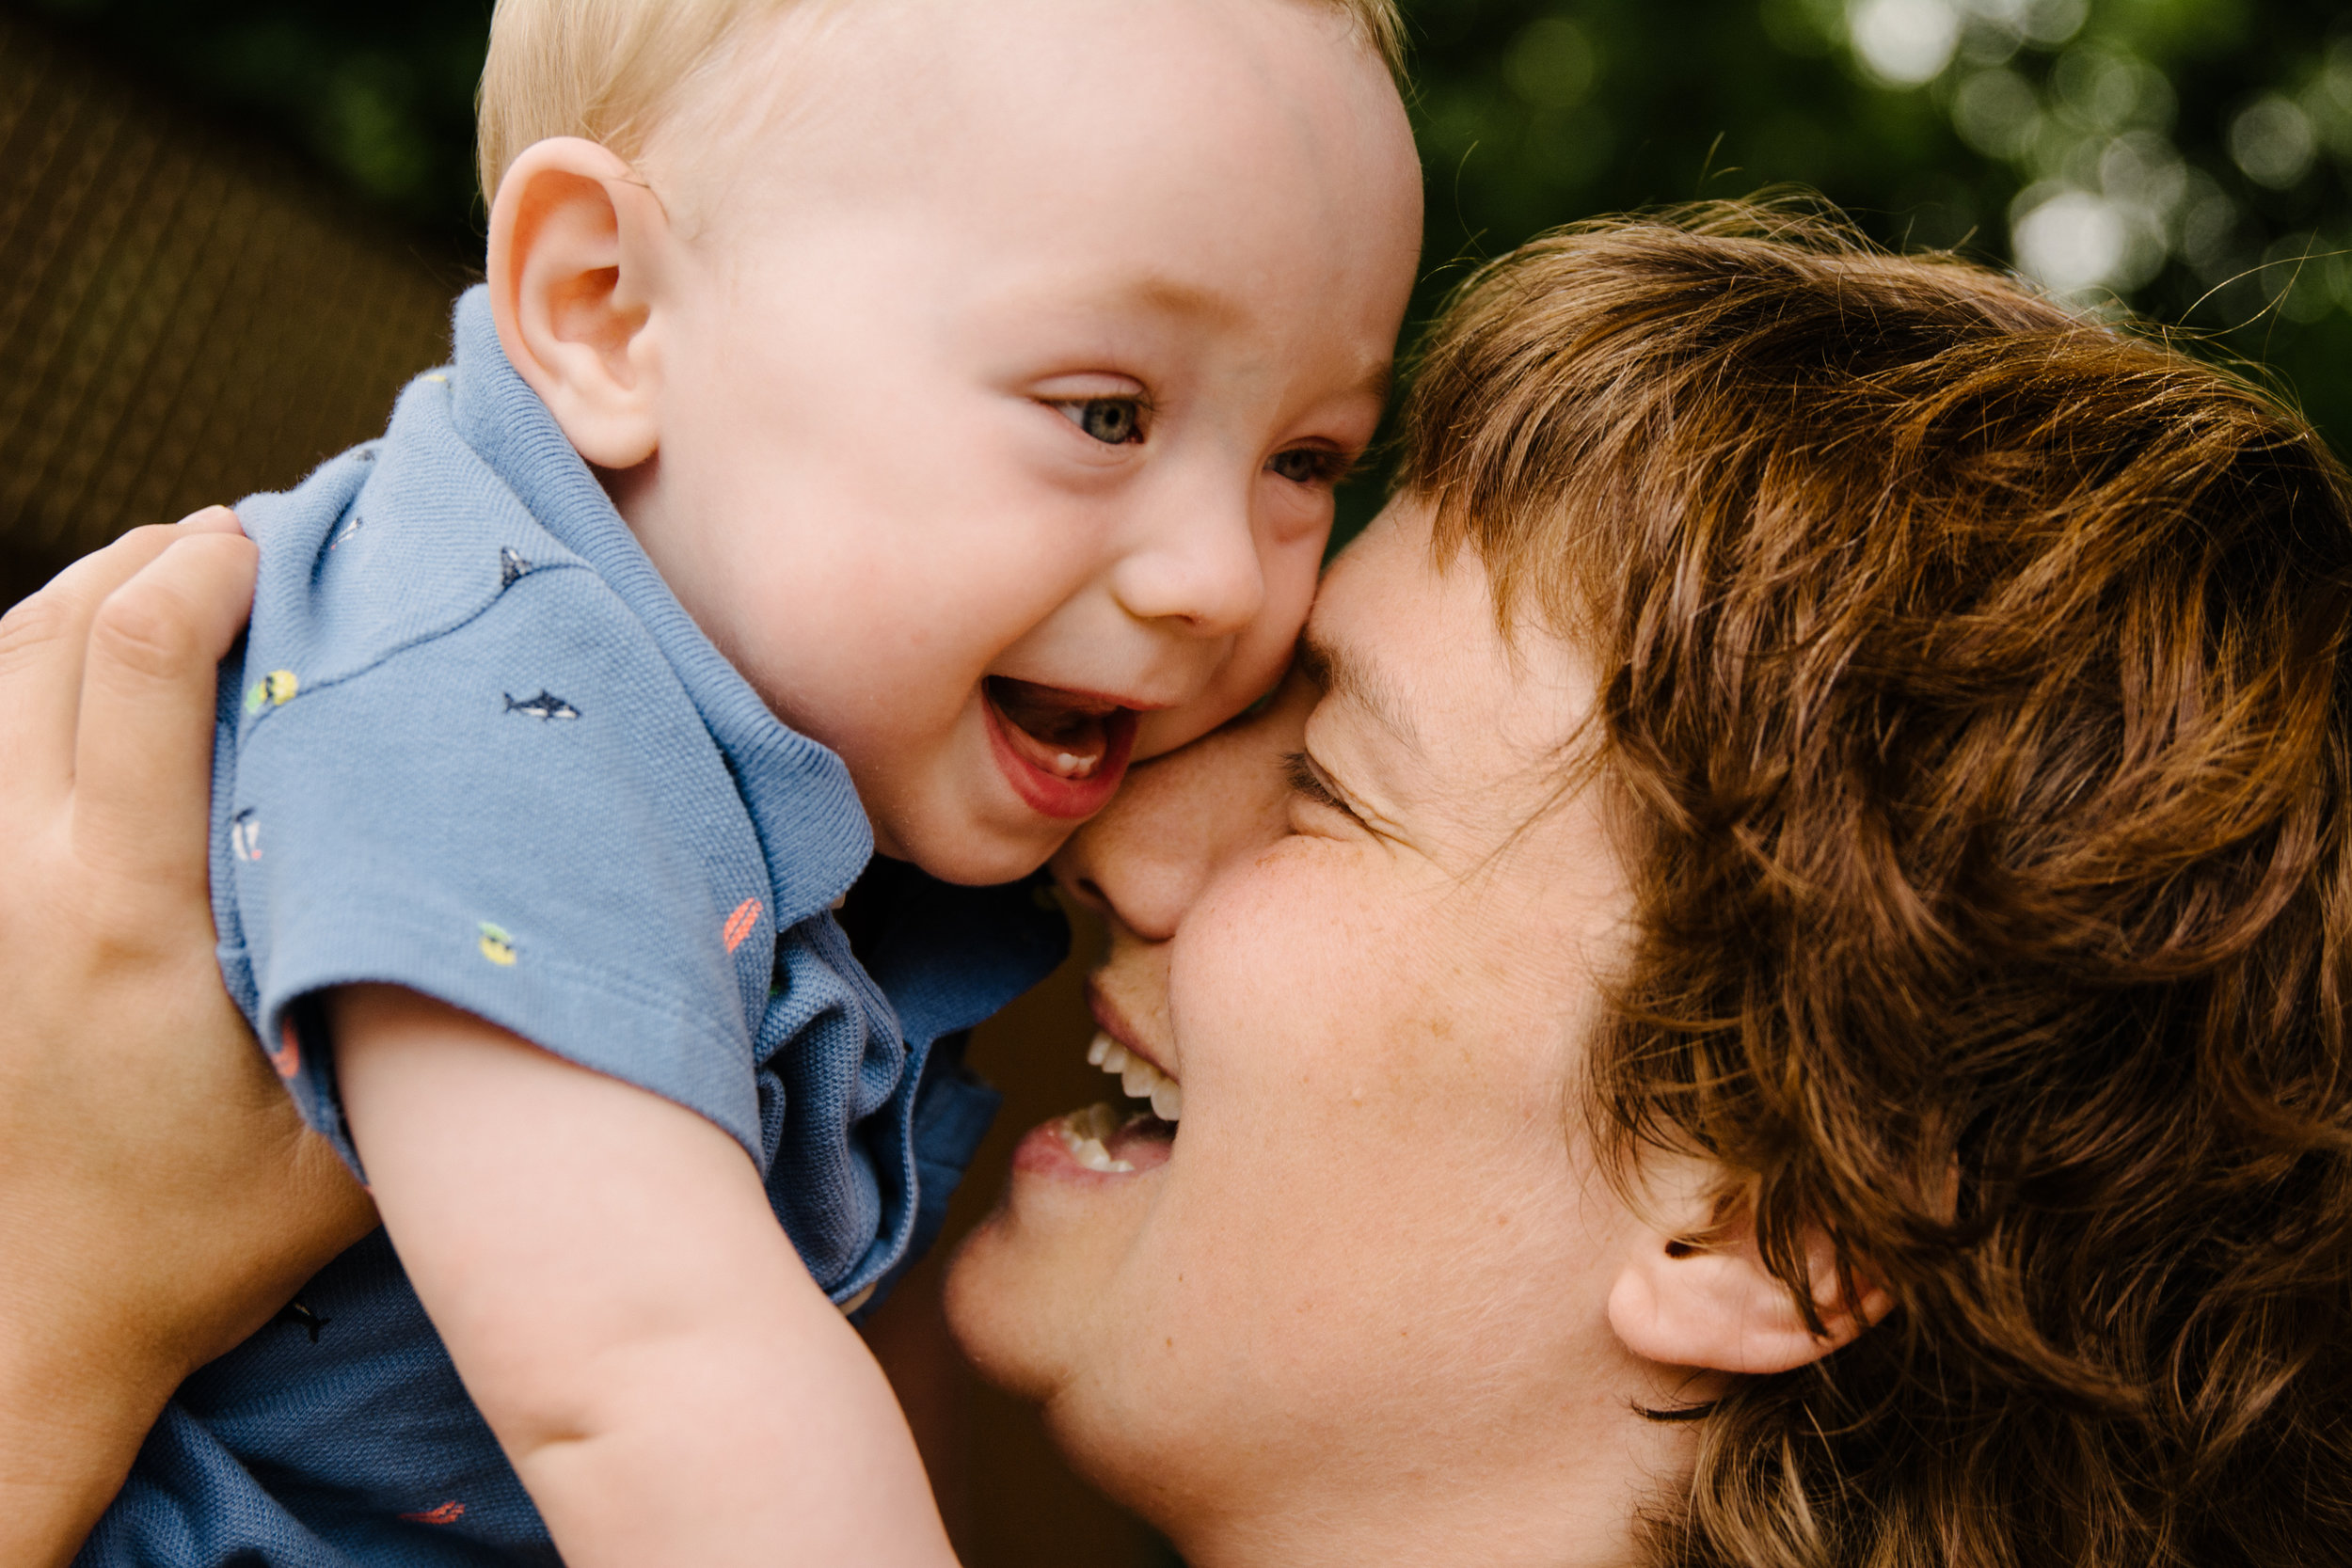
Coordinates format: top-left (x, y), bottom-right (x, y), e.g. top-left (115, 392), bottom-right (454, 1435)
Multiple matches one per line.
top-left (244, 670), bottom-right (299, 714)
top-left (503, 689), bottom-right (580, 721)
top-left (270, 1016), bottom-right (301, 1079)
top-left (500, 547), bottom-right (532, 589)
top-left (478, 923), bottom-right (518, 967)
top-left (399, 1501), bottom-right (466, 1526)
top-left (230, 809), bottom-right (262, 862)
top-left (723, 898), bottom-right (764, 954)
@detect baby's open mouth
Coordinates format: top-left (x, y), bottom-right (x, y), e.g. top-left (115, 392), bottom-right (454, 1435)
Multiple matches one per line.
top-left (984, 676), bottom-right (1129, 781)
top-left (1057, 1030), bottom-right (1181, 1173)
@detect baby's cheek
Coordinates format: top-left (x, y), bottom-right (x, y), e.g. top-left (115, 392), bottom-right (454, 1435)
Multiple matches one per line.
top-left (1133, 591), bottom-right (1316, 762)
top-left (1133, 673), bottom-right (1268, 760)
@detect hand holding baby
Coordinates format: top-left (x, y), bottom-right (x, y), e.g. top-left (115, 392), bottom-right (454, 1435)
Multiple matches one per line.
top-left (0, 511), bottom-right (373, 1566)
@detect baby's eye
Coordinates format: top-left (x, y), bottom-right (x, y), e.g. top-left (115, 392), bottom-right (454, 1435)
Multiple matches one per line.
top-left (1267, 447), bottom-right (1351, 486)
top-left (1055, 398), bottom-right (1148, 446)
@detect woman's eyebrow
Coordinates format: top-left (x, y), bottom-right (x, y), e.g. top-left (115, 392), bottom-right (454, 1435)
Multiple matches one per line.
top-left (1295, 630), bottom-right (1423, 756)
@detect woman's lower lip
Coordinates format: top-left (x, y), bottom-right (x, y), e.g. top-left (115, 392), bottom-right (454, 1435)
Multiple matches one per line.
top-left (983, 698), bottom-right (1137, 819)
top-left (1012, 1110), bottom-right (1174, 1181)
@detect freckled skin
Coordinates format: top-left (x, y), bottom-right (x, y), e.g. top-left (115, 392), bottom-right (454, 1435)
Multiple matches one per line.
top-left (946, 503), bottom-right (1703, 1568)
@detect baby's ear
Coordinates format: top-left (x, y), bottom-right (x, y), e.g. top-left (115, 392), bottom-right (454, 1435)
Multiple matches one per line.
top-left (485, 137), bottom-right (672, 469)
top-left (1606, 1162), bottom-right (1891, 1376)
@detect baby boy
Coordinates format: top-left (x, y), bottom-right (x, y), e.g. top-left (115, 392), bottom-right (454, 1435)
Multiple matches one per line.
top-left (80, 1), bottom-right (1420, 1564)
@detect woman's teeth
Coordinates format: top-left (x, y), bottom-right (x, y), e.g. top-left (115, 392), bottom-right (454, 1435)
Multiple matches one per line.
top-left (1053, 1034), bottom-right (1182, 1173)
top-left (1059, 1101), bottom-right (1136, 1173)
top-left (1086, 1029), bottom-right (1183, 1122)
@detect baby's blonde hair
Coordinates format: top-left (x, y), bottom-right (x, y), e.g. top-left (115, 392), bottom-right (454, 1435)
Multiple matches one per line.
top-left (476, 0), bottom-right (1407, 203)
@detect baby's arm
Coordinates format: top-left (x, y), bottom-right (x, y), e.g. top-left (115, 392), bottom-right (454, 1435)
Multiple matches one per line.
top-left (330, 985), bottom-right (960, 1568)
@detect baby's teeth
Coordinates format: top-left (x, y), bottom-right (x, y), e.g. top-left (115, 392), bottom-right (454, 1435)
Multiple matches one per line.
top-left (1121, 1057), bottom-right (1160, 1099)
top-left (1102, 1042), bottom-right (1129, 1074)
top-left (1150, 1080), bottom-right (1184, 1122)
top-left (1087, 1031), bottom-right (1113, 1067)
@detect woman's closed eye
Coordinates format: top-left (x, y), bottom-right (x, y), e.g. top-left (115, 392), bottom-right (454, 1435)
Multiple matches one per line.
top-left (1053, 397), bottom-right (1149, 446)
top-left (1283, 750), bottom-right (1364, 829)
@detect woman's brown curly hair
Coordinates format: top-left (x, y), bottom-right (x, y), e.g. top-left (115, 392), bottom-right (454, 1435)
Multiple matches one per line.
top-left (1399, 202), bottom-right (2352, 1567)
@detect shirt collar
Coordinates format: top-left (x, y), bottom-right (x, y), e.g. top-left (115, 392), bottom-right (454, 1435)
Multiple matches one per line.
top-left (443, 286), bottom-right (872, 922)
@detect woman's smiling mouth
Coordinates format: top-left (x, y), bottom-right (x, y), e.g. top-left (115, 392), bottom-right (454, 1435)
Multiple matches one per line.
top-left (1027, 1029), bottom-right (1181, 1177)
top-left (983, 676), bottom-right (1142, 818)
top-left (1087, 1029), bottom-right (1184, 1123)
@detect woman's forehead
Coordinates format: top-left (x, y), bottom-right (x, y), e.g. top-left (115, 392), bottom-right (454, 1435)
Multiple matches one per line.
top-left (1300, 503), bottom-right (1600, 863)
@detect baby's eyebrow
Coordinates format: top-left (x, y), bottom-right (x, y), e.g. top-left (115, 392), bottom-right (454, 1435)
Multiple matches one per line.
top-left (1295, 629), bottom-right (1423, 756)
top-left (1112, 273), bottom-right (1247, 328)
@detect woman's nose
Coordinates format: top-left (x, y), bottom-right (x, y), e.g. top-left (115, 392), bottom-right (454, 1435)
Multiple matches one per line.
top-left (1053, 666), bottom-right (1310, 941)
top-left (1109, 488), bottom-right (1265, 641)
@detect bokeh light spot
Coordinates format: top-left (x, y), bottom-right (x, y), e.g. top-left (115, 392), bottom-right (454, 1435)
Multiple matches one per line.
top-left (2013, 186), bottom-right (2124, 294)
top-left (1503, 17), bottom-right (1597, 110)
top-left (1848, 0), bottom-right (1961, 86)
top-left (2231, 95), bottom-right (2318, 189)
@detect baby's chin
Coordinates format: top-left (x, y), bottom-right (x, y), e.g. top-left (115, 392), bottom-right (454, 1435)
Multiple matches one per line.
top-left (870, 804), bottom-right (1073, 889)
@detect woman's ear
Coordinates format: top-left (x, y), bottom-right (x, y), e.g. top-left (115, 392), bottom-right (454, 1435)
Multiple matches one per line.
top-left (1606, 1166), bottom-right (1891, 1376)
top-left (485, 137), bottom-right (675, 470)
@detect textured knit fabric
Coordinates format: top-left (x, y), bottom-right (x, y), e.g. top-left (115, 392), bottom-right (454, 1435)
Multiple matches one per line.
top-left (79, 289), bottom-right (1068, 1567)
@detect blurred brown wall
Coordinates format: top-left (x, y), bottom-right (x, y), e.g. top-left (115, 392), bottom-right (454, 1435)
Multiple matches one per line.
top-left (0, 12), bottom-right (1172, 1561)
top-left (0, 9), bottom-right (455, 605)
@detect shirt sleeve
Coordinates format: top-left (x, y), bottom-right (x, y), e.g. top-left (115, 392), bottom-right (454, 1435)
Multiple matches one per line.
top-left (220, 564), bottom-right (779, 1175)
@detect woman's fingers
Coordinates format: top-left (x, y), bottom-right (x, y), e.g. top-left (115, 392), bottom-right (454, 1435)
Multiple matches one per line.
top-left (171, 506), bottom-right (246, 538)
top-left (0, 521), bottom-right (201, 799)
top-left (0, 510), bottom-right (376, 1568)
top-left (71, 522), bottom-right (259, 884)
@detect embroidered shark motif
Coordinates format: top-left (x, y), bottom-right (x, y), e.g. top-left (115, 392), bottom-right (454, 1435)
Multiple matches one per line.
top-left (230, 809), bottom-right (262, 862)
top-left (503, 689), bottom-right (580, 721)
top-left (500, 547), bottom-right (532, 589)
top-left (272, 1299), bottom-right (332, 1343)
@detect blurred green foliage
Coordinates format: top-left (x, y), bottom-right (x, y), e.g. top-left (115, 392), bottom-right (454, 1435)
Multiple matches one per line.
top-left (12, 0), bottom-right (489, 239)
top-left (14, 0), bottom-right (2352, 456)
top-left (1406, 0), bottom-right (2352, 457)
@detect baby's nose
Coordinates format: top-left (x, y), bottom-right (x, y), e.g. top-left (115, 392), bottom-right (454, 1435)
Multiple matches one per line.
top-left (1110, 496), bottom-right (1265, 640)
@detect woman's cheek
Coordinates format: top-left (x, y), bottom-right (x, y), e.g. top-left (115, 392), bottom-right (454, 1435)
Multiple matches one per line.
top-left (1176, 848), bottom-right (1421, 1136)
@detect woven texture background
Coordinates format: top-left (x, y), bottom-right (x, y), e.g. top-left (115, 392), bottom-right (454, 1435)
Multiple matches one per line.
top-left (0, 8), bottom-right (459, 604)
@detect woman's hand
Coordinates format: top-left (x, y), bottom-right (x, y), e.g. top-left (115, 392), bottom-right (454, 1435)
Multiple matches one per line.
top-left (0, 512), bottom-right (377, 1566)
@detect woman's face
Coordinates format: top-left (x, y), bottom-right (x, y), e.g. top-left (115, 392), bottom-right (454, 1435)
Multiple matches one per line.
top-left (946, 502), bottom-right (1695, 1564)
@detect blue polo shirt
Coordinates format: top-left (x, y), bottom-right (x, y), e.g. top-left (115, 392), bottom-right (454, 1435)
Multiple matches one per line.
top-left (79, 290), bottom-right (1067, 1566)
